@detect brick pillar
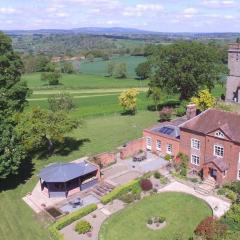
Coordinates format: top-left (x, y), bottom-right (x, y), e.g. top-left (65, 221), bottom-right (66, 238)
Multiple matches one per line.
top-left (186, 104), bottom-right (197, 120)
top-left (203, 166), bottom-right (209, 179)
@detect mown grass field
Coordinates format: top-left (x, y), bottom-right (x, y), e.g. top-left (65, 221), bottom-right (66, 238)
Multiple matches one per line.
top-left (22, 72), bottom-right (148, 90)
top-left (99, 192), bottom-right (212, 240)
top-left (80, 55), bottom-right (146, 77)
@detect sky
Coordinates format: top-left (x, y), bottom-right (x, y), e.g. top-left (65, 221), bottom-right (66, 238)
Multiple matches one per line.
top-left (0, 0), bottom-right (240, 32)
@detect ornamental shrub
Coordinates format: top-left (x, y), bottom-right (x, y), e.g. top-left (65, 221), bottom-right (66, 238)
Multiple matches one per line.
top-left (140, 179), bottom-right (153, 191)
top-left (75, 220), bottom-right (91, 234)
top-left (154, 171), bottom-right (161, 179)
top-left (165, 154), bottom-right (172, 161)
top-left (159, 107), bottom-right (172, 122)
top-left (195, 216), bottom-right (228, 240)
top-left (225, 189), bottom-right (237, 202)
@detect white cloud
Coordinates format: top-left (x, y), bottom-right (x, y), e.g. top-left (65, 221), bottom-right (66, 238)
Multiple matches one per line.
top-left (123, 4), bottom-right (164, 17)
top-left (201, 0), bottom-right (236, 8)
top-left (0, 7), bottom-right (17, 14)
top-left (182, 8), bottom-right (199, 18)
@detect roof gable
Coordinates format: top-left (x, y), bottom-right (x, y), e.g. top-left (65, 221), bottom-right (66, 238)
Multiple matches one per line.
top-left (180, 109), bottom-right (240, 143)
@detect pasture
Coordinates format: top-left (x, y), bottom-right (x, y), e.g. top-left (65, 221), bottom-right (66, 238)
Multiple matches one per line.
top-left (79, 55), bottom-right (146, 77)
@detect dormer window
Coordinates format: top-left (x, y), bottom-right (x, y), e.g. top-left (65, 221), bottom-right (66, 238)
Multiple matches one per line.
top-left (215, 131), bottom-right (224, 139)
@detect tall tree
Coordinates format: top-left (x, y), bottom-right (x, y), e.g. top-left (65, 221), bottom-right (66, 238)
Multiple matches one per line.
top-left (149, 41), bottom-right (228, 100)
top-left (119, 88), bottom-right (139, 114)
top-left (0, 32), bottom-right (29, 178)
top-left (16, 108), bottom-right (79, 155)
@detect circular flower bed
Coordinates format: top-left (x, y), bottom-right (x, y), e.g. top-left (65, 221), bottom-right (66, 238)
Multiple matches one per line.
top-left (147, 216), bottom-right (167, 230)
top-left (75, 220), bottom-right (92, 235)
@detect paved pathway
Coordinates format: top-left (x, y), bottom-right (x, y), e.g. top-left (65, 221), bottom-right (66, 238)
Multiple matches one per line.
top-left (158, 181), bottom-right (231, 218)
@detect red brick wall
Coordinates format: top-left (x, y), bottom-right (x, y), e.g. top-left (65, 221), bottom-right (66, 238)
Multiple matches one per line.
top-left (94, 152), bottom-right (116, 167)
top-left (180, 128), bottom-right (240, 184)
top-left (143, 130), bottom-right (180, 157)
top-left (120, 138), bottom-right (144, 159)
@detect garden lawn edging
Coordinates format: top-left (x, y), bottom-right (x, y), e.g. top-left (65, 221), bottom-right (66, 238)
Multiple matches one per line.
top-left (100, 179), bottom-right (140, 204)
top-left (48, 203), bottom-right (97, 240)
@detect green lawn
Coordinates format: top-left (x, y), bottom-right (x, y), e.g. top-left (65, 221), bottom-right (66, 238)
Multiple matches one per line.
top-left (22, 72), bottom-right (148, 90)
top-left (80, 55), bottom-right (146, 77)
top-left (99, 192), bottom-right (212, 240)
top-left (0, 111), bottom-right (159, 240)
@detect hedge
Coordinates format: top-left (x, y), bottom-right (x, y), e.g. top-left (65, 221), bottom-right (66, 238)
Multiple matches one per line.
top-left (48, 203), bottom-right (97, 240)
top-left (100, 179), bottom-right (140, 204)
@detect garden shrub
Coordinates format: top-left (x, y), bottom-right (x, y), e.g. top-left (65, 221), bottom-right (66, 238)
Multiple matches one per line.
top-left (222, 204), bottom-right (240, 231)
top-left (101, 179), bottom-right (140, 204)
top-left (140, 179), bottom-right (153, 191)
top-left (217, 188), bottom-right (226, 195)
top-left (225, 189), bottom-right (237, 202)
top-left (195, 216), bottom-right (228, 240)
top-left (159, 107), bottom-right (173, 122)
top-left (176, 105), bottom-right (186, 117)
top-left (154, 171), bottom-right (161, 179)
top-left (148, 218), bottom-right (153, 225)
top-left (164, 154), bottom-right (172, 161)
top-left (48, 225), bottom-right (64, 240)
top-left (75, 220), bottom-right (91, 234)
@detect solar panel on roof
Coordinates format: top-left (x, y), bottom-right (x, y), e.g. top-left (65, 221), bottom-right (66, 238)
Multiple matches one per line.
top-left (159, 127), bottom-right (174, 135)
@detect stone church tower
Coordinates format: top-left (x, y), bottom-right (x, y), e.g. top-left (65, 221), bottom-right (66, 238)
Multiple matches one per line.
top-left (226, 43), bottom-right (240, 102)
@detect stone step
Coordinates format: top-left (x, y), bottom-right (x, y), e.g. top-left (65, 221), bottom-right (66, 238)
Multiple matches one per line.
top-left (195, 187), bottom-right (210, 196)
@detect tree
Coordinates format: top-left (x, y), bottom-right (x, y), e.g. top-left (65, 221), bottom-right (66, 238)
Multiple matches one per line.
top-left (149, 41), bottom-right (228, 100)
top-left (41, 70), bottom-right (61, 85)
top-left (107, 62), bottom-right (115, 76)
top-left (35, 54), bottom-right (51, 72)
top-left (61, 61), bottom-right (75, 74)
top-left (0, 32), bottom-right (29, 178)
top-left (147, 87), bottom-right (161, 111)
top-left (191, 89), bottom-right (216, 111)
top-left (48, 92), bottom-right (74, 112)
top-left (236, 38), bottom-right (240, 43)
top-left (16, 108), bottom-right (79, 155)
top-left (119, 88), bottom-right (139, 114)
top-left (135, 62), bottom-right (151, 80)
top-left (113, 62), bottom-right (127, 78)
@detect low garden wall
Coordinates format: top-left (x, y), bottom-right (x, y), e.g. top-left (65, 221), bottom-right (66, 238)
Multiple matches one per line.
top-left (94, 152), bottom-right (116, 167)
top-left (120, 138), bottom-right (144, 160)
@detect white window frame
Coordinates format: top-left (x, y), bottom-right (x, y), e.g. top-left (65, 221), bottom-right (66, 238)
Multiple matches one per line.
top-left (146, 137), bottom-right (152, 150)
top-left (191, 155), bottom-right (200, 166)
top-left (166, 144), bottom-right (172, 154)
top-left (156, 140), bottom-right (161, 151)
top-left (191, 138), bottom-right (200, 150)
top-left (215, 131), bottom-right (224, 139)
top-left (214, 145), bottom-right (224, 158)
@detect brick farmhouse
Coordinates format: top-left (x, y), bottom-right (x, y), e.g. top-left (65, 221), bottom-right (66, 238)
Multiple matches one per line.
top-left (143, 105), bottom-right (240, 185)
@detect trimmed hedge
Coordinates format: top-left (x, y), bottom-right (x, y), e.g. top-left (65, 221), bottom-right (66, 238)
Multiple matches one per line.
top-left (48, 203), bottom-right (97, 240)
top-left (101, 179), bottom-right (140, 204)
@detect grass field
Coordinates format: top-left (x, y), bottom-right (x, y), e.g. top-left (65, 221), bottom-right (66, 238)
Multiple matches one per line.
top-left (0, 111), bottom-right (159, 240)
top-left (80, 55), bottom-right (146, 77)
top-left (22, 72), bottom-right (149, 90)
top-left (99, 192), bottom-right (212, 240)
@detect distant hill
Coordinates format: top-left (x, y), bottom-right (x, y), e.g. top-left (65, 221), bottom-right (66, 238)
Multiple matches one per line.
top-left (3, 27), bottom-right (157, 36)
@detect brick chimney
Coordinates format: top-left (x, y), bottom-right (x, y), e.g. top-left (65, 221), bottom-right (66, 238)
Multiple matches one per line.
top-left (186, 104), bottom-right (197, 120)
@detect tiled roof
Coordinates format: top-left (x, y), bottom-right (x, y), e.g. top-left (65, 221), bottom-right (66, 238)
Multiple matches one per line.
top-left (39, 162), bottom-right (97, 183)
top-left (180, 109), bottom-right (240, 143)
top-left (204, 156), bottom-right (229, 172)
